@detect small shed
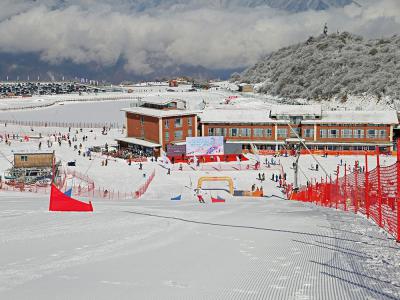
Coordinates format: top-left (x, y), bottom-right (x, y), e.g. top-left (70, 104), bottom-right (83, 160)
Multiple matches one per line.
top-left (13, 151), bottom-right (55, 169)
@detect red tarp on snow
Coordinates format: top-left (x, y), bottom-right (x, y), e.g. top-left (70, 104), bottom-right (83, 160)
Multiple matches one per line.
top-left (211, 197), bottom-right (225, 203)
top-left (49, 184), bottom-right (93, 212)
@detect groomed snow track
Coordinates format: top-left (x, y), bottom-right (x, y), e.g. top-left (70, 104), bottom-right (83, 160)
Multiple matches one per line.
top-left (0, 194), bottom-right (398, 299)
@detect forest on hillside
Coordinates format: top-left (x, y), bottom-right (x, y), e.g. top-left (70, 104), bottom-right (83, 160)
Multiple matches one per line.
top-left (240, 32), bottom-right (400, 101)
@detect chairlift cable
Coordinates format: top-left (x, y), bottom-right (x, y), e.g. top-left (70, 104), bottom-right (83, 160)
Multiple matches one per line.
top-left (286, 122), bottom-right (330, 177)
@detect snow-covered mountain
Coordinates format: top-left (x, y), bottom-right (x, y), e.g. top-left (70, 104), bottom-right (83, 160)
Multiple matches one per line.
top-left (241, 32), bottom-right (400, 103)
top-left (0, 0), bottom-right (387, 83)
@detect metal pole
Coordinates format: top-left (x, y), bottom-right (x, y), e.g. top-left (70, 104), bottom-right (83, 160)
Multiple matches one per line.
top-left (376, 147), bottom-right (382, 227)
top-left (325, 175), bottom-right (328, 206)
top-left (397, 140), bottom-right (400, 242)
top-left (344, 163), bottom-right (347, 211)
top-left (293, 150), bottom-right (300, 191)
top-left (354, 160), bottom-right (359, 214)
top-left (365, 151), bottom-right (370, 218)
top-left (336, 165), bottom-right (339, 210)
top-left (329, 175), bottom-right (332, 208)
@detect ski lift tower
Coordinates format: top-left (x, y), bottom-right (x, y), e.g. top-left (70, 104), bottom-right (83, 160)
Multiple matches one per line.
top-left (285, 137), bottom-right (305, 192)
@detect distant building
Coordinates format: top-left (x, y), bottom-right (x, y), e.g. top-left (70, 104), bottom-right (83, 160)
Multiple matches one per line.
top-left (6, 151), bottom-right (55, 184)
top-left (238, 84), bottom-right (254, 93)
top-left (118, 97), bottom-right (198, 156)
top-left (192, 82), bottom-right (210, 90)
top-left (201, 105), bottom-right (397, 152)
top-left (200, 109), bottom-right (283, 151)
top-left (119, 103), bottom-right (398, 156)
top-left (169, 80), bottom-right (178, 87)
top-left (13, 151), bottom-right (54, 169)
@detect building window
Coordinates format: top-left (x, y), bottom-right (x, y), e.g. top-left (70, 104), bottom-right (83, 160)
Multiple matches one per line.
top-left (208, 128), bottom-right (215, 136)
top-left (328, 129), bottom-right (339, 138)
top-left (165, 132), bottom-right (169, 141)
top-left (277, 128), bottom-right (287, 138)
top-left (140, 116), bottom-right (144, 125)
top-left (188, 129), bottom-right (192, 137)
top-left (174, 130), bottom-right (183, 140)
top-left (175, 118), bottom-right (182, 128)
top-left (164, 119), bottom-right (169, 129)
top-left (240, 128), bottom-right (251, 137)
top-left (222, 128), bottom-right (228, 137)
top-left (21, 155), bottom-right (28, 162)
top-left (303, 128), bottom-right (314, 138)
top-left (215, 128), bottom-right (223, 136)
top-left (353, 129), bottom-right (364, 138)
top-left (320, 129), bottom-right (328, 138)
top-left (379, 130), bottom-right (386, 138)
top-left (367, 129), bottom-right (377, 139)
top-left (230, 128), bottom-right (239, 137)
top-left (188, 118), bottom-right (192, 126)
top-left (253, 128), bottom-right (264, 137)
top-left (265, 128), bottom-right (272, 137)
top-left (341, 129), bottom-right (352, 138)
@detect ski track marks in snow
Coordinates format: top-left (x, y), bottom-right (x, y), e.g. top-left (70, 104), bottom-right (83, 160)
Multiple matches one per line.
top-left (0, 197), bottom-right (399, 299)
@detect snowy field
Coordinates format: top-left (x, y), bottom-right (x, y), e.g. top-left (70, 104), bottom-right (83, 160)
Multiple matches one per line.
top-left (0, 87), bottom-right (399, 299)
top-left (0, 85), bottom-right (242, 125)
top-left (0, 122), bottom-right (399, 299)
top-left (0, 191), bottom-right (399, 299)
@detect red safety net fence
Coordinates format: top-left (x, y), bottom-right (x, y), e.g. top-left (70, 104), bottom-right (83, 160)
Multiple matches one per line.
top-left (1, 166), bottom-right (156, 201)
top-left (289, 148), bottom-right (400, 242)
top-left (134, 169), bottom-right (156, 199)
top-left (66, 168), bottom-right (156, 200)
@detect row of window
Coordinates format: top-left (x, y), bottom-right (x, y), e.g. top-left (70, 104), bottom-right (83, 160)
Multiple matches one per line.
top-left (208, 127), bottom-right (273, 138)
top-left (164, 129), bottom-right (193, 142)
top-left (206, 127), bottom-right (388, 139)
top-left (318, 124), bottom-right (386, 127)
top-left (141, 116), bottom-right (193, 128)
top-left (164, 118), bottom-right (192, 129)
top-left (319, 129), bottom-right (387, 139)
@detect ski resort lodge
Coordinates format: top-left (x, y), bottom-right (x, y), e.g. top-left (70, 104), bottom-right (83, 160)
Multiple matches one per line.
top-left (201, 105), bottom-right (397, 152)
top-left (118, 97), bottom-right (198, 156)
top-left (119, 101), bottom-right (398, 156)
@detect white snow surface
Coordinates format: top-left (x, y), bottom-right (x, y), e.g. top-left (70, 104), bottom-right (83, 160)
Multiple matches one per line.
top-left (200, 109), bottom-right (283, 124)
top-left (0, 86), bottom-right (399, 299)
top-left (302, 110), bottom-right (398, 125)
top-left (0, 122), bottom-right (399, 299)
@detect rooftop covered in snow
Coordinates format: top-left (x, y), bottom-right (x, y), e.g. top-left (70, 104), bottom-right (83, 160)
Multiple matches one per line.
top-left (115, 137), bottom-right (161, 148)
top-left (141, 96), bottom-right (186, 106)
top-left (13, 150), bottom-right (54, 155)
top-left (270, 105), bottom-right (322, 118)
top-left (200, 109), bottom-right (287, 124)
top-left (302, 110), bottom-right (398, 125)
top-left (122, 107), bottom-right (197, 118)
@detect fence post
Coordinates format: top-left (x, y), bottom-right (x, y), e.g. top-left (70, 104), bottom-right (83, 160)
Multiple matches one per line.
top-left (365, 151), bottom-right (370, 218)
top-left (376, 147), bottom-right (383, 228)
top-left (397, 140), bottom-right (400, 242)
top-left (335, 165), bottom-right (339, 209)
top-left (344, 163), bottom-right (347, 211)
top-left (329, 175), bottom-right (333, 208)
top-left (354, 161), bottom-right (358, 214)
top-left (324, 175), bottom-right (327, 206)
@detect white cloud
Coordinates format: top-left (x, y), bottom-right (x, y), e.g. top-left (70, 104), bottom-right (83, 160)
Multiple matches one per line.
top-left (0, 0), bottom-right (398, 74)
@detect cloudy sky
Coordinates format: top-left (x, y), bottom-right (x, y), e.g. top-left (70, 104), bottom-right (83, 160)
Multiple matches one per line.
top-left (0, 0), bottom-right (399, 75)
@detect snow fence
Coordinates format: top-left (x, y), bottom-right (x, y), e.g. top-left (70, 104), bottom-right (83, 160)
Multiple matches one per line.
top-left (290, 146), bottom-right (400, 242)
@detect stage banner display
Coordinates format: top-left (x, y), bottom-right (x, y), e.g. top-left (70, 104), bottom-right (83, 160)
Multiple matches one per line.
top-left (186, 136), bottom-right (224, 156)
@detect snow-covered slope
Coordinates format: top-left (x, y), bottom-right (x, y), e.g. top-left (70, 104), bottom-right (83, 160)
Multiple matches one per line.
top-left (241, 32), bottom-right (400, 104)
